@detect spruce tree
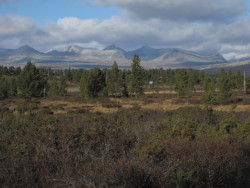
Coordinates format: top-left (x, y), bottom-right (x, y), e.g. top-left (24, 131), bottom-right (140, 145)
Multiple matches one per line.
top-left (18, 61), bottom-right (46, 98)
top-left (8, 78), bottom-right (17, 97)
top-left (235, 70), bottom-right (244, 91)
top-left (80, 68), bottom-right (106, 97)
top-left (121, 70), bottom-right (129, 97)
top-left (217, 69), bottom-right (233, 103)
top-left (107, 61), bottom-right (123, 97)
top-left (175, 69), bottom-right (189, 98)
top-left (201, 76), bottom-right (216, 104)
top-left (80, 71), bottom-right (91, 97)
top-left (58, 75), bottom-right (67, 96)
top-left (48, 80), bottom-right (60, 96)
top-left (128, 54), bottom-right (145, 96)
top-left (0, 77), bottom-right (9, 99)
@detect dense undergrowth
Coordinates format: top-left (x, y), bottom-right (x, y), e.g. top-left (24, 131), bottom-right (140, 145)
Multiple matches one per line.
top-left (0, 103), bottom-right (249, 187)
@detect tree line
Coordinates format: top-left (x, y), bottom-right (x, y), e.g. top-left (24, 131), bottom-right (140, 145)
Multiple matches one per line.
top-left (1, 55), bottom-right (250, 102)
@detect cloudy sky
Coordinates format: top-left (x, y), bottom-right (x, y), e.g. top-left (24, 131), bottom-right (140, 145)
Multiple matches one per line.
top-left (0, 0), bottom-right (250, 59)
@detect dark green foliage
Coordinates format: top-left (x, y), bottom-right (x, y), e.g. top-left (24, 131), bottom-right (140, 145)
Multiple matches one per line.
top-left (64, 67), bottom-right (73, 81)
top-left (201, 76), bottom-right (216, 104)
top-left (80, 67), bottom-right (106, 97)
top-left (58, 75), bottom-right (67, 95)
top-left (128, 54), bottom-right (145, 96)
top-left (217, 69), bottom-right (233, 103)
top-left (175, 69), bottom-right (188, 97)
top-left (18, 61), bottom-right (46, 98)
top-left (235, 70), bottom-right (244, 91)
top-left (175, 69), bottom-right (194, 98)
top-left (8, 78), bottom-right (17, 97)
top-left (48, 80), bottom-right (60, 96)
top-left (80, 70), bottom-right (90, 97)
top-left (106, 61), bottom-right (124, 97)
top-left (121, 70), bottom-right (129, 97)
top-left (0, 77), bottom-right (17, 99)
top-left (0, 77), bottom-right (9, 99)
top-left (72, 69), bottom-right (84, 82)
top-left (0, 66), bottom-right (21, 76)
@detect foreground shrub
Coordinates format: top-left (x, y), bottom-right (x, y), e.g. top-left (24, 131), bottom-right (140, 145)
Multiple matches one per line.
top-left (0, 107), bottom-right (249, 187)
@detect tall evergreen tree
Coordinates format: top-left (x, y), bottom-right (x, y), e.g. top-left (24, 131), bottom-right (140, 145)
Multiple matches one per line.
top-left (8, 78), bottom-right (17, 97)
top-left (80, 71), bottom-right (91, 97)
top-left (175, 69), bottom-right (191, 98)
top-left (217, 69), bottom-right (233, 102)
top-left (201, 75), bottom-right (216, 104)
top-left (235, 70), bottom-right (244, 91)
top-left (64, 68), bottom-right (73, 81)
top-left (0, 77), bottom-right (9, 99)
top-left (107, 61), bottom-right (123, 97)
top-left (121, 70), bottom-right (129, 97)
top-left (18, 61), bottom-right (46, 97)
top-left (58, 75), bottom-right (67, 96)
top-left (80, 68), bottom-right (106, 97)
top-left (128, 54), bottom-right (145, 96)
top-left (48, 80), bottom-right (60, 96)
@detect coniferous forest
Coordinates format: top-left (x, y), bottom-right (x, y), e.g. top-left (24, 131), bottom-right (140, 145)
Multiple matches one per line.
top-left (0, 56), bottom-right (250, 187)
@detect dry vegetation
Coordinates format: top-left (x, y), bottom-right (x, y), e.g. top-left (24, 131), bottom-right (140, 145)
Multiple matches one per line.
top-left (29, 87), bottom-right (250, 114)
top-left (1, 85), bottom-right (250, 187)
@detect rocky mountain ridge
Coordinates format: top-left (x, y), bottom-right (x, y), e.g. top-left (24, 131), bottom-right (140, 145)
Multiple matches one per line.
top-left (0, 44), bottom-right (230, 70)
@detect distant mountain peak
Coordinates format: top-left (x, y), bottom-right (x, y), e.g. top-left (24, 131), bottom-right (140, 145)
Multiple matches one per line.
top-left (140, 45), bottom-right (154, 50)
top-left (104, 44), bottom-right (117, 49)
top-left (125, 45), bottom-right (167, 60)
top-left (63, 45), bottom-right (85, 53)
top-left (16, 45), bottom-right (42, 55)
top-left (103, 44), bottom-right (126, 53)
top-left (0, 44), bottom-right (228, 69)
top-left (18, 44), bottom-right (34, 50)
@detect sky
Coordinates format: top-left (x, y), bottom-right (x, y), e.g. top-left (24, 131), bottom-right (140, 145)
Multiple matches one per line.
top-left (0, 0), bottom-right (250, 60)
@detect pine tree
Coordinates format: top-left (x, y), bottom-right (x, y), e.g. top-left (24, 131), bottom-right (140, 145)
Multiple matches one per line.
top-left (80, 71), bottom-right (91, 97)
top-left (0, 77), bottom-right (9, 99)
top-left (107, 61), bottom-right (123, 97)
top-left (217, 69), bottom-right (233, 102)
top-left (18, 61), bottom-right (46, 98)
top-left (128, 54), bottom-right (145, 96)
top-left (64, 68), bottom-right (73, 81)
top-left (8, 78), bottom-right (17, 97)
top-left (58, 75), bottom-right (67, 96)
top-left (201, 76), bottom-right (216, 104)
top-left (175, 69), bottom-right (189, 98)
top-left (235, 70), bottom-right (244, 91)
top-left (48, 80), bottom-right (60, 96)
top-left (80, 68), bottom-right (106, 97)
top-left (121, 70), bottom-right (129, 97)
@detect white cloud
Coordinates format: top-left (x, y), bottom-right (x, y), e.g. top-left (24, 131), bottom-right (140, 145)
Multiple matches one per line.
top-left (0, 15), bottom-right (35, 36)
top-left (0, 10), bottom-right (250, 59)
top-left (95, 0), bottom-right (246, 22)
top-left (218, 19), bottom-right (250, 45)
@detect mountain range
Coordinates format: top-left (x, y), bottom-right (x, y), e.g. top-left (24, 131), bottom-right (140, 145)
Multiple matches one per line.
top-left (0, 44), bottom-right (249, 72)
